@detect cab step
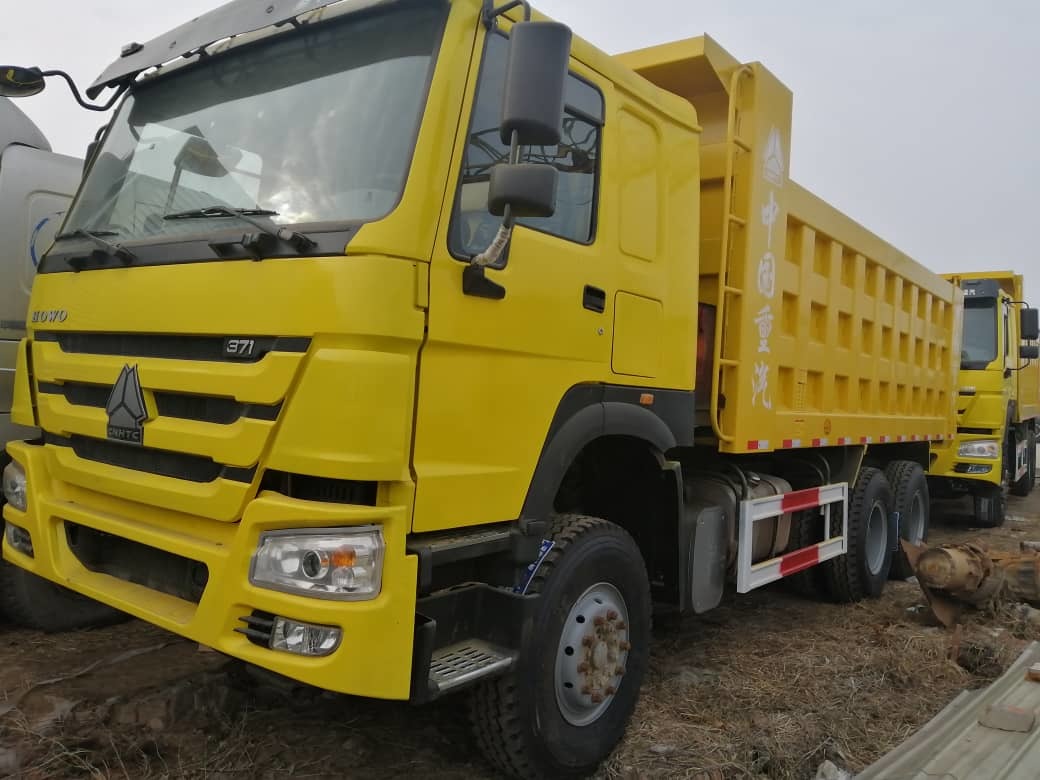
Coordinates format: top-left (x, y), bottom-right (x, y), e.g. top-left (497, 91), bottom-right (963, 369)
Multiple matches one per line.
top-left (428, 640), bottom-right (515, 695)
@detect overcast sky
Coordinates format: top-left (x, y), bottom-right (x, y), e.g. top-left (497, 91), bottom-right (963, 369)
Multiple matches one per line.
top-left (4, 0), bottom-right (1038, 304)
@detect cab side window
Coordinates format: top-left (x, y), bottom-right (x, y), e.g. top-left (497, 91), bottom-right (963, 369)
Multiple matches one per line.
top-left (450, 32), bottom-right (604, 258)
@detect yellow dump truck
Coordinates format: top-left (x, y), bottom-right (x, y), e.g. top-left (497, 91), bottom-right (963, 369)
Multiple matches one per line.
top-left (929, 272), bottom-right (1040, 526)
top-left (0, 1), bottom-right (982, 776)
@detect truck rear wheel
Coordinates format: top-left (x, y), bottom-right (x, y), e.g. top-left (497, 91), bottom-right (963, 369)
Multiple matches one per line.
top-left (822, 467), bottom-right (893, 602)
top-left (1011, 425), bottom-right (1036, 497)
top-left (469, 514), bottom-right (650, 779)
top-left (884, 461), bottom-right (929, 580)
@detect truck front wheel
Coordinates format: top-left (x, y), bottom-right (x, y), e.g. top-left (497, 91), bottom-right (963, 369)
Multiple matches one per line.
top-left (469, 514), bottom-right (650, 779)
top-left (0, 559), bottom-right (128, 632)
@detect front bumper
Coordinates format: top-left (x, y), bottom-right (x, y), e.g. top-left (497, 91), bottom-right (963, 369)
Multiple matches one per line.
top-left (2, 439), bottom-right (418, 700)
top-left (929, 435), bottom-right (1001, 487)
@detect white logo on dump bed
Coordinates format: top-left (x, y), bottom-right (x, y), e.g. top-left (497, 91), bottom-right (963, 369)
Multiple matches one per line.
top-left (757, 253), bottom-right (776, 299)
top-left (761, 191), bottom-right (779, 247)
top-left (752, 361), bottom-right (772, 409)
top-left (763, 126), bottom-right (785, 186)
top-left (755, 305), bottom-right (774, 353)
top-left (751, 128), bottom-right (785, 412)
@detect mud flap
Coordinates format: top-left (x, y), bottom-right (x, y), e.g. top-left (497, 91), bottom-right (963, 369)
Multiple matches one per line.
top-left (678, 503), bottom-right (726, 615)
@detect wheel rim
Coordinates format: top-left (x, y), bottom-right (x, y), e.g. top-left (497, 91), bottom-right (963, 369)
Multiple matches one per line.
top-left (905, 493), bottom-right (926, 545)
top-left (864, 500), bottom-right (888, 576)
top-left (554, 582), bottom-right (630, 727)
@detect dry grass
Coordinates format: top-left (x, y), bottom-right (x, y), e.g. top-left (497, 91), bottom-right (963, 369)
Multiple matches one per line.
top-left (600, 583), bottom-right (1032, 780)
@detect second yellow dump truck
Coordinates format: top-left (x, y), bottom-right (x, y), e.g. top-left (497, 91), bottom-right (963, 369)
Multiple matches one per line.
top-left (929, 271), bottom-right (1040, 526)
top-left (3, 1), bottom-right (1031, 777)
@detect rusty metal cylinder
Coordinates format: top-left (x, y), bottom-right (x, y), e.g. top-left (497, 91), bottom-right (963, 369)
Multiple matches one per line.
top-left (917, 546), bottom-right (987, 592)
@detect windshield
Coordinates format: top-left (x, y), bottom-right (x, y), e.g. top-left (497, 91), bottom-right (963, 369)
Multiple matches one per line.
top-left (62, 1), bottom-right (447, 243)
top-left (961, 299), bottom-right (998, 368)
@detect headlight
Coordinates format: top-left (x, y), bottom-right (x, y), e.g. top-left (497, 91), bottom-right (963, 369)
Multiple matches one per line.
top-left (250, 527), bottom-right (384, 600)
top-left (2, 461), bottom-right (27, 511)
top-left (958, 440), bottom-right (1000, 459)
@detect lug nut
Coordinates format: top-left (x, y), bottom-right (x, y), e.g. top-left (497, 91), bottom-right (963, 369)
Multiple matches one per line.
top-left (582, 636), bottom-right (594, 647)
top-left (577, 662), bottom-right (589, 673)
top-left (607, 610), bottom-right (618, 620)
top-left (616, 621), bottom-right (626, 630)
top-left (581, 685), bottom-right (591, 695)
top-left (594, 615), bottom-right (606, 627)
top-left (590, 693), bottom-right (604, 704)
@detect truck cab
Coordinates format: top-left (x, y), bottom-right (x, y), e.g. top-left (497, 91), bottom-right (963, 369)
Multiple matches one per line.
top-left (930, 272), bottom-right (1040, 525)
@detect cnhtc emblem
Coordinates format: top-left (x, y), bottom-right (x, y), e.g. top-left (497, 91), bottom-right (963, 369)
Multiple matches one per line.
top-left (105, 365), bottom-right (148, 444)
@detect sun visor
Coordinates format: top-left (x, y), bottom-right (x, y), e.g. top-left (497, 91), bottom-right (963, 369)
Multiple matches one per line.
top-left (86, 0), bottom-right (390, 99)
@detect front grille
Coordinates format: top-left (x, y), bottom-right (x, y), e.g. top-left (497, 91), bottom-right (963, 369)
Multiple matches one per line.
top-left (260, 471), bottom-right (378, 505)
top-left (65, 521), bottom-right (209, 603)
top-left (37, 381), bottom-right (281, 424)
top-left (46, 433), bottom-right (256, 484)
top-left (35, 331), bottom-right (310, 363)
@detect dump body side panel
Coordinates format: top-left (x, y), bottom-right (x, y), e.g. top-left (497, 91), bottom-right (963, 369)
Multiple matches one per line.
top-left (620, 36), bottom-right (960, 454)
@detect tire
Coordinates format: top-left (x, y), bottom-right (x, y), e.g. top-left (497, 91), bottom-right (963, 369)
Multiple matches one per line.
top-left (0, 451), bottom-right (128, 632)
top-left (973, 485), bottom-right (1007, 528)
top-left (783, 509), bottom-right (826, 598)
top-left (469, 515), bottom-right (651, 779)
top-left (975, 426), bottom-right (1012, 527)
top-left (884, 461), bottom-right (929, 580)
top-left (822, 467), bottom-right (893, 602)
top-left (0, 559), bottom-right (128, 632)
top-left (1011, 425), bottom-right (1035, 497)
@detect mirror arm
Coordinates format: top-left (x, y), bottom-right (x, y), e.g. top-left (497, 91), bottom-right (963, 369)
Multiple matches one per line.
top-left (472, 130), bottom-right (521, 269)
top-left (482, 0), bottom-right (531, 28)
top-left (40, 69), bottom-right (126, 112)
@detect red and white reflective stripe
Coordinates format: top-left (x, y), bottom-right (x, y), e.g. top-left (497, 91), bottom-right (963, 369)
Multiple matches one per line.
top-left (737, 482), bottom-right (848, 594)
top-left (782, 439), bottom-right (802, 449)
top-left (747, 440), bottom-right (770, 451)
top-left (812, 437), bottom-right (828, 447)
top-left (860, 436), bottom-right (873, 444)
top-left (837, 437), bottom-right (852, 445)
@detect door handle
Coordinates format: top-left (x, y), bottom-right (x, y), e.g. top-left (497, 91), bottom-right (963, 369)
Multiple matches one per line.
top-left (583, 285), bottom-right (606, 313)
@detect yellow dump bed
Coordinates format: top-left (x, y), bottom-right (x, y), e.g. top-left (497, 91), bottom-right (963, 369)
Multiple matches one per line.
top-left (618, 36), bottom-right (962, 454)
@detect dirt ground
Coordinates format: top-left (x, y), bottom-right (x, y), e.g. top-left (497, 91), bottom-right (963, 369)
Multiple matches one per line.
top-left (2, 488), bottom-right (1039, 780)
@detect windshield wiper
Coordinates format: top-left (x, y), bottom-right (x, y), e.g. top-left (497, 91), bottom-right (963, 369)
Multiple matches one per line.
top-left (54, 229), bottom-right (136, 265)
top-left (163, 205), bottom-right (317, 258)
top-left (164, 206), bottom-right (280, 220)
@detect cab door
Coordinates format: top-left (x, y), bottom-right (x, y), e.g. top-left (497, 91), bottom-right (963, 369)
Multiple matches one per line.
top-left (412, 26), bottom-right (613, 532)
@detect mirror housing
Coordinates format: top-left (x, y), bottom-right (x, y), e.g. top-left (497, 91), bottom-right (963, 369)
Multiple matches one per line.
top-left (0, 66), bottom-right (46, 98)
top-left (1021, 344), bottom-right (1040, 360)
top-left (499, 22), bottom-right (572, 147)
top-left (488, 163), bottom-right (557, 219)
top-left (1021, 307), bottom-right (1039, 341)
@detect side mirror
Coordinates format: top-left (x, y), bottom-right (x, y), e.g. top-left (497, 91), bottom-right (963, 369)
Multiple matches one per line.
top-left (84, 125), bottom-right (107, 174)
top-left (499, 22), bottom-right (572, 147)
top-left (488, 163), bottom-right (557, 219)
top-left (0, 66), bottom-right (46, 98)
top-left (1021, 344), bottom-right (1040, 360)
top-left (1021, 307), bottom-right (1039, 341)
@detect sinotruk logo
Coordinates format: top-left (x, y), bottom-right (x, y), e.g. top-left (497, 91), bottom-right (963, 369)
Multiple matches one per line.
top-left (105, 365), bottom-right (148, 444)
